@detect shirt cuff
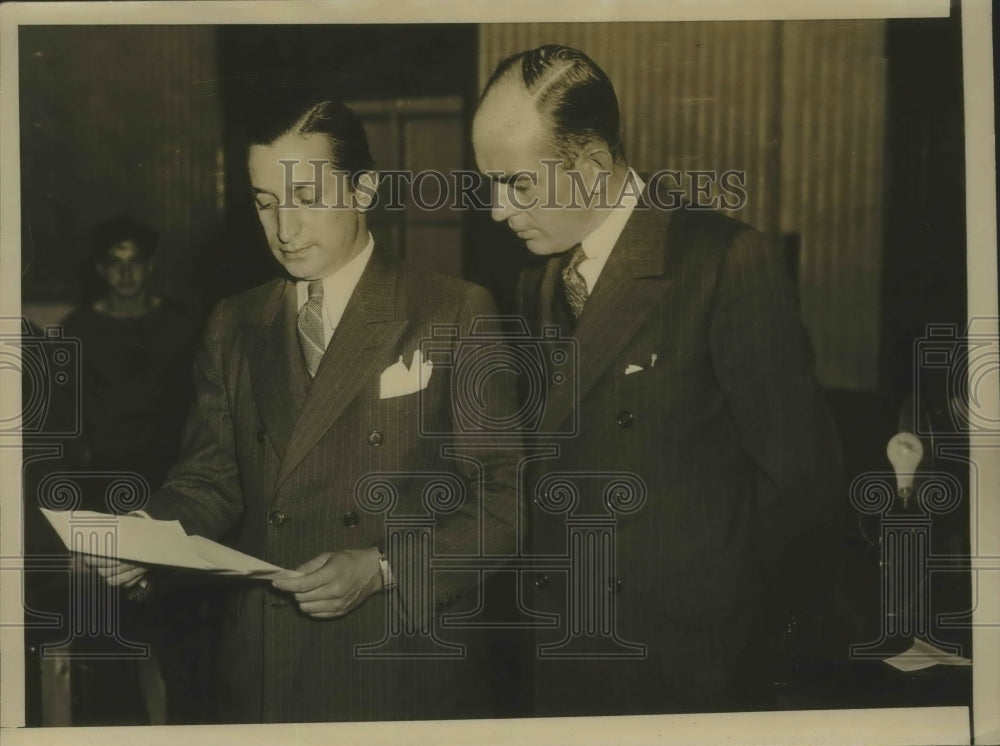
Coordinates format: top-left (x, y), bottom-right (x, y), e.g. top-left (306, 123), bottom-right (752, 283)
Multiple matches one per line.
top-left (377, 552), bottom-right (396, 591)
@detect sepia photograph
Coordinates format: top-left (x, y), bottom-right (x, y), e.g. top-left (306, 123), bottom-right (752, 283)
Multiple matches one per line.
top-left (0, 1), bottom-right (996, 744)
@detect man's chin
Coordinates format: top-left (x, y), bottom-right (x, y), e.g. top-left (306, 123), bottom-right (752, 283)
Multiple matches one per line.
top-left (275, 253), bottom-right (316, 279)
top-left (521, 236), bottom-right (568, 257)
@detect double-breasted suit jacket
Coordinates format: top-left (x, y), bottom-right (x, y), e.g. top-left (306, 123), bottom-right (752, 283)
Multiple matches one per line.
top-left (144, 251), bottom-right (519, 723)
top-left (516, 191), bottom-right (843, 716)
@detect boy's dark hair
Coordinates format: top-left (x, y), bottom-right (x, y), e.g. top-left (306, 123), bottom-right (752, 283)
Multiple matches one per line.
top-left (90, 216), bottom-right (158, 263)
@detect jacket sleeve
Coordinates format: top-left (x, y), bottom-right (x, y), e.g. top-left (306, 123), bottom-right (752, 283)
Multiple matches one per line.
top-left (142, 300), bottom-right (244, 540)
top-left (708, 227), bottom-right (844, 567)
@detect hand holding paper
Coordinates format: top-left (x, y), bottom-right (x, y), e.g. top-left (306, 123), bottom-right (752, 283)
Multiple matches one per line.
top-left (272, 547), bottom-right (383, 619)
top-left (83, 554), bottom-right (148, 586)
top-left (41, 508), bottom-right (299, 580)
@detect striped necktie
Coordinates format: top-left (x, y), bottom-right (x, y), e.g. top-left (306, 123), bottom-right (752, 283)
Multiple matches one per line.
top-left (560, 244), bottom-right (589, 321)
top-left (297, 280), bottom-right (325, 377)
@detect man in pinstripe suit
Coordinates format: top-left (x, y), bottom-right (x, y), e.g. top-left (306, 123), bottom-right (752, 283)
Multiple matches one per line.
top-left (472, 45), bottom-right (842, 716)
top-left (88, 98), bottom-right (520, 722)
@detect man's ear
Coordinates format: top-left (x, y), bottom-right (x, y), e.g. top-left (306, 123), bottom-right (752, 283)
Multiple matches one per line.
top-left (353, 170), bottom-right (379, 211)
top-left (575, 143), bottom-right (614, 194)
top-left (582, 145), bottom-right (614, 173)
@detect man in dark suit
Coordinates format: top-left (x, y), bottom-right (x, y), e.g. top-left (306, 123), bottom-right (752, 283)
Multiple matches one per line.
top-left (472, 45), bottom-right (843, 716)
top-left (87, 98), bottom-right (520, 723)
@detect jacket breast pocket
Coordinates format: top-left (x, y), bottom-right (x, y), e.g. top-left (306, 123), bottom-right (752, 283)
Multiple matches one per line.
top-left (376, 386), bottom-right (426, 424)
top-left (377, 387), bottom-right (423, 408)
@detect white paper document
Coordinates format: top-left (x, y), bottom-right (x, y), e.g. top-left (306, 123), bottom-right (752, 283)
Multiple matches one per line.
top-left (40, 508), bottom-right (298, 579)
top-left (883, 637), bottom-right (973, 672)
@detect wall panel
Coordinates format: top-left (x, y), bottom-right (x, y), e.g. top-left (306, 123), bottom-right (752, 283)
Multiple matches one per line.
top-left (780, 21), bottom-right (886, 389)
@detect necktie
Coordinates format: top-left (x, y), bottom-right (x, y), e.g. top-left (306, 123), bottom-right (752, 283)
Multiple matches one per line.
top-left (297, 280), bottom-right (325, 377)
top-left (560, 243), bottom-right (589, 321)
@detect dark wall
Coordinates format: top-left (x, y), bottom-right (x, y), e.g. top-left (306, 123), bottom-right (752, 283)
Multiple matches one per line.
top-left (19, 26), bottom-right (225, 311)
top-left (881, 11), bottom-right (967, 413)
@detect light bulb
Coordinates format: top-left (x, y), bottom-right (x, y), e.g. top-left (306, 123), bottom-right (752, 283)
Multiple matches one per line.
top-left (886, 431), bottom-right (924, 506)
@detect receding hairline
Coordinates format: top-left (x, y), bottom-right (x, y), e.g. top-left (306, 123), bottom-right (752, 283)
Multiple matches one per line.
top-left (479, 63), bottom-right (573, 116)
top-left (476, 76), bottom-right (571, 149)
top-left (476, 69), bottom-right (613, 162)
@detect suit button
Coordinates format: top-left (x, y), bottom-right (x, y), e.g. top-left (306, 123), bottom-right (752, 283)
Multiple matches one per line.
top-left (533, 573), bottom-right (550, 589)
top-left (267, 511), bottom-right (285, 527)
top-left (616, 410), bottom-right (635, 428)
top-left (367, 430), bottom-right (383, 447)
top-left (608, 577), bottom-right (623, 594)
top-left (342, 511), bottom-right (359, 528)
top-left (257, 429), bottom-right (267, 444)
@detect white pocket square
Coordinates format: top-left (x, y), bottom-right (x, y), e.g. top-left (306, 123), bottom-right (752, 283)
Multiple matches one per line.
top-left (379, 349), bottom-right (433, 399)
top-left (624, 354), bottom-right (658, 376)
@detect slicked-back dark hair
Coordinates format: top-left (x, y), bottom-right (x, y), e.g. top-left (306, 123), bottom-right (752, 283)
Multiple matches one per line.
top-left (482, 44), bottom-right (625, 165)
top-left (244, 96), bottom-right (375, 188)
top-left (89, 216), bottom-right (158, 263)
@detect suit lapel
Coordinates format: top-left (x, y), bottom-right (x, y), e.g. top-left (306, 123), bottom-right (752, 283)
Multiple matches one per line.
top-left (246, 280), bottom-right (307, 459)
top-left (276, 252), bottom-right (407, 489)
top-left (538, 194), bottom-right (677, 438)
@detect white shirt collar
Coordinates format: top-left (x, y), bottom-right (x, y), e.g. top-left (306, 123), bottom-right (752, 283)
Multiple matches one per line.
top-left (575, 169), bottom-right (646, 294)
top-left (295, 232), bottom-right (374, 345)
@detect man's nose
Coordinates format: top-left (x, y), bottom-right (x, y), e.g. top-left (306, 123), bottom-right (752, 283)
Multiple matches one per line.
top-left (276, 206), bottom-right (302, 244)
top-left (491, 183), bottom-right (516, 223)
